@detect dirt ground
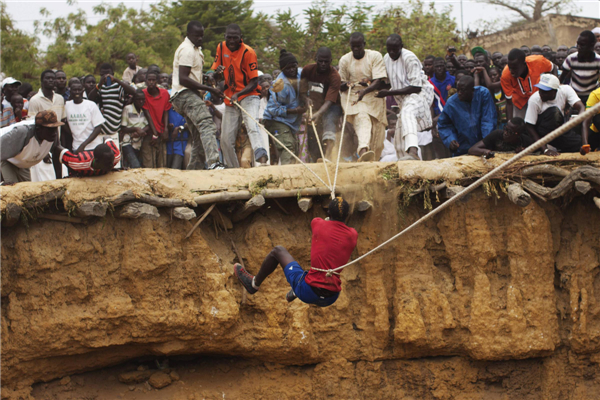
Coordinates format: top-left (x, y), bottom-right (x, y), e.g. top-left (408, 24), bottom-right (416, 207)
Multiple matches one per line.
top-left (2, 157), bottom-right (600, 399)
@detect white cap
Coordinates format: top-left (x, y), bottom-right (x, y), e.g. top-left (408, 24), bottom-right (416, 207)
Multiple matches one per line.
top-left (535, 74), bottom-right (560, 91)
top-left (592, 27), bottom-right (600, 35)
top-left (1, 77), bottom-right (22, 89)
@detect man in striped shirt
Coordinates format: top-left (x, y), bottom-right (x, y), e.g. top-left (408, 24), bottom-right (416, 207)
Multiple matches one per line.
top-left (560, 30), bottom-right (600, 104)
top-left (58, 138), bottom-right (121, 177)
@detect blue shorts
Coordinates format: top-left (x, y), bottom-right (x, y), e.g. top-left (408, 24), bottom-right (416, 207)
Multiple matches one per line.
top-left (283, 261), bottom-right (339, 308)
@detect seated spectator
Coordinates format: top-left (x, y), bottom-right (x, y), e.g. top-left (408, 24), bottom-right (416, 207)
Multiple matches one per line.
top-left (122, 52), bottom-right (142, 84)
top-left (468, 117), bottom-right (532, 156)
top-left (585, 86), bottom-right (600, 151)
top-left (438, 76), bottom-right (497, 156)
top-left (142, 71), bottom-right (171, 168)
top-left (0, 110), bottom-right (62, 183)
top-left (58, 139), bottom-right (120, 177)
top-left (524, 74), bottom-right (585, 155)
top-left (121, 90), bottom-right (149, 169)
top-left (65, 81), bottom-right (106, 152)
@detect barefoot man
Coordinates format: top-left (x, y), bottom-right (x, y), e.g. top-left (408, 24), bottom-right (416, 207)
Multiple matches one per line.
top-left (234, 197), bottom-right (358, 307)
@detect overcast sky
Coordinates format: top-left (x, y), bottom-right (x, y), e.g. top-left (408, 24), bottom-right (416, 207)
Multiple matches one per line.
top-left (5, 0), bottom-right (600, 49)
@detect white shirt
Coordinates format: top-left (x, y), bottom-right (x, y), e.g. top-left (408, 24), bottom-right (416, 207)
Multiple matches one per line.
top-left (65, 99), bottom-right (106, 150)
top-left (384, 49), bottom-right (424, 92)
top-left (525, 85), bottom-right (581, 125)
top-left (172, 37), bottom-right (205, 96)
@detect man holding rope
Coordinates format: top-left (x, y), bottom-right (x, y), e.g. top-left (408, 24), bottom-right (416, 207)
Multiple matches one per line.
top-left (234, 197), bottom-right (357, 307)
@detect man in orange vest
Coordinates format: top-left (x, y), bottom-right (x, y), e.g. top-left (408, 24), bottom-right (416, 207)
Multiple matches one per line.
top-left (211, 23), bottom-right (268, 168)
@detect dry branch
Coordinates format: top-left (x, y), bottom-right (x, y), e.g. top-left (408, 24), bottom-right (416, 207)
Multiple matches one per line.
top-left (185, 204), bottom-right (216, 239)
top-left (232, 195), bottom-right (265, 222)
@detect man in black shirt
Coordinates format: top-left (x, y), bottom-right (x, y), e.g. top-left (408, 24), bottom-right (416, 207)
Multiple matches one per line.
top-left (468, 117), bottom-right (533, 156)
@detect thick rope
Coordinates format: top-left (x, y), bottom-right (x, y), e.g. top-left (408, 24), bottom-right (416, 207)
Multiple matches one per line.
top-left (229, 97), bottom-right (332, 191)
top-left (312, 101), bottom-right (600, 277)
top-left (331, 84), bottom-right (354, 199)
top-left (308, 105), bottom-right (333, 189)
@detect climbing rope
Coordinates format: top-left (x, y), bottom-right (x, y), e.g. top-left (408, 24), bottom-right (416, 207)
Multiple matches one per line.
top-left (330, 84), bottom-right (354, 199)
top-left (229, 97), bottom-right (333, 191)
top-left (312, 101), bottom-right (600, 277)
top-left (308, 105), bottom-right (333, 189)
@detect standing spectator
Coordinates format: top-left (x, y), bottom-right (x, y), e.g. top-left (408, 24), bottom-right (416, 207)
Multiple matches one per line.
top-left (438, 76), bottom-right (497, 156)
top-left (1, 110), bottom-right (61, 183)
top-left (18, 82), bottom-right (34, 100)
top-left (1, 95), bottom-right (15, 127)
top-left (64, 81), bottom-right (106, 152)
top-left (82, 75), bottom-right (97, 101)
top-left (584, 86), bottom-right (600, 151)
top-left (378, 34), bottom-right (434, 160)
top-left (121, 90), bottom-right (149, 169)
top-left (211, 23), bottom-right (267, 167)
top-left (501, 49), bottom-right (555, 120)
top-left (554, 51), bottom-right (568, 76)
top-left (560, 30), bottom-right (600, 104)
top-left (159, 73), bottom-right (170, 89)
top-left (488, 67), bottom-right (507, 128)
top-left (338, 32), bottom-right (388, 161)
top-left (491, 51), bottom-right (504, 69)
top-left (422, 55), bottom-right (435, 79)
top-left (133, 68), bottom-right (148, 89)
top-left (595, 42), bottom-right (600, 56)
top-left (263, 50), bottom-right (306, 165)
top-left (2, 78), bottom-right (21, 110)
top-left (300, 46), bottom-right (343, 162)
top-left (122, 53), bottom-right (142, 84)
top-left (521, 45), bottom-right (531, 56)
top-left (54, 71), bottom-right (70, 101)
top-left (456, 54), bottom-right (468, 68)
top-left (171, 21), bottom-right (224, 170)
top-left (525, 74), bottom-right (585, 155)
top-left (166, 106), bottom-right (189, 170)
top-left (593, 27), bottom-right (600, 42)
top-left (10, 94), bottom-right (26, 122)
top-left (430, 57), bottom-right (455, 115)
top-left (142, 71), bottom-right (171, 168)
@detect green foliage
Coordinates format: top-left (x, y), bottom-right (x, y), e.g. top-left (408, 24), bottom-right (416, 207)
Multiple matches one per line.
top-left (368, 0), bottom-right (460, 60)
top-left (0, 1), bottom-right (41, 88)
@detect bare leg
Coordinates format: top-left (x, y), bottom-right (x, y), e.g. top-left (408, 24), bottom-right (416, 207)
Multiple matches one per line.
top-left (255, 246), bottom-right (295, 286)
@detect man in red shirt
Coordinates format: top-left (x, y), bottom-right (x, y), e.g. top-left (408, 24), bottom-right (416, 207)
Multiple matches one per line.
top-left (211, 23), bottom-right (267, 168)
top-left (501, 48), bottom-right (556, 120)
top-left (58, 139), bottom-right (121, 177)
top-left (235, 197), bottom-right (358, 307)
top-left (142, 71), bottom-right (171, 167)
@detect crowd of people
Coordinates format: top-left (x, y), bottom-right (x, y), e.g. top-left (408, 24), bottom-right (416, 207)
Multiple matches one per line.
top-left (2, 21), bottom-right (600, 184)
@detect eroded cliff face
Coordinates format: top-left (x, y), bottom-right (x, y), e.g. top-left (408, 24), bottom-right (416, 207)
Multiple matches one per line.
top-left (1, 161), bottom-right (600, 399)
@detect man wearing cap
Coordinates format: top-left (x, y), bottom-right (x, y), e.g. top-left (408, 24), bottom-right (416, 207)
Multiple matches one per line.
top-left (501, 48), bottom-right (556, 120)
top-left (524, 74), bottom-right (585, 155)
top-left (263, 49), bottom-right (306, 165)
top-left (0, 110), bottom-right (62, 183)
top-left (338, 32), bottom-right (388, 161)
top-left (1, 78), bottom-right (21, 128)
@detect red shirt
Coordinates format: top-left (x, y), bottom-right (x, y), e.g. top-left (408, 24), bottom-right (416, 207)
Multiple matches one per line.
top-left (60, 139), bottom-right (121, 177)
top-left (143, 87), bottom-right (171, 133)
top-left (305, 218), bottom-right (358, 292)
top-left (210, 41), bottom-right (260, 106)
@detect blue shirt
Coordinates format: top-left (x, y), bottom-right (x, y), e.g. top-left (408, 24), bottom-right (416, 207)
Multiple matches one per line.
top-left (438, 86), bottom-right (497, 156)
top-left (263, 69), bottom-right (303, 131)
top-left (430, 72), bottom-right (455, 115)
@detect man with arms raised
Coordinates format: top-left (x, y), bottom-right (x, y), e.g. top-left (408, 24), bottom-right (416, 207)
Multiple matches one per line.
top-left (377, 34), bottom-right (434, 160)
top-left (171, 21), bottom-right (224, 170)
top-left (211, 23), bottom-right (267, 168)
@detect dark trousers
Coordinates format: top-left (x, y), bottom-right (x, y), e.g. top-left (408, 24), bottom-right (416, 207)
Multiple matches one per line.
top-left (536, 107), bottom-right (581, 153)
top-left (122, 145), bottom-right (142, 169)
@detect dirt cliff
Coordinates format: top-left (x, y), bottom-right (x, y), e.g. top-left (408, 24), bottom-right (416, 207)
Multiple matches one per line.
top-left (2, 155), bottom-right (600, 399)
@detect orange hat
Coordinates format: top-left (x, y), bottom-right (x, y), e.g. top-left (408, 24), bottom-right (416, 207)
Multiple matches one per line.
top-left (35, 110), bottom-right (64, 127)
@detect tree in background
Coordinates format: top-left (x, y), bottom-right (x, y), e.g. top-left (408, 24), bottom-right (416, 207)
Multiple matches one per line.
top-left (477, 0), bottom-right (577, 22)
top-left (368, 0), bottom-right (460, 60)
top-left (1, 1), bottom-right (41, 86)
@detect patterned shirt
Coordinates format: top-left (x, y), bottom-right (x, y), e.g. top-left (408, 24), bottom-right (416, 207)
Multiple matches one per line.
top-left (59, 138), bottom-right (121, 177)
top-left (1, 104), bottom-right (16, 127)
top-left (562, 52), bottom-right (600, 97)
top-left (99, 82), bottom-right (125, 136)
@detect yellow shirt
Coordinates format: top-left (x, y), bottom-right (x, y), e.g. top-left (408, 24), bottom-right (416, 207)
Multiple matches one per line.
top-left (171, 37), bottom-right (204, 96)
top-left (586, 87), bottom-right (600, 132)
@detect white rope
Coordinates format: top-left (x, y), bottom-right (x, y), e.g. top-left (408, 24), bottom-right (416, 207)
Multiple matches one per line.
top-left (331, 85), bottom-right (354, 199)
top-left (308, 105), bottom-right (333, 189)
top-left (312, 101), bottom-right (600, 277)
top-left (230, 98), bottom-right (332, 191)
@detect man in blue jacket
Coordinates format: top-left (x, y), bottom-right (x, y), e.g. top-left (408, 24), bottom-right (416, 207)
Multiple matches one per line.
top-left (438, 76), bottom-right (497, 156)
top-left (262, 50), bottom-right (306, 164)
